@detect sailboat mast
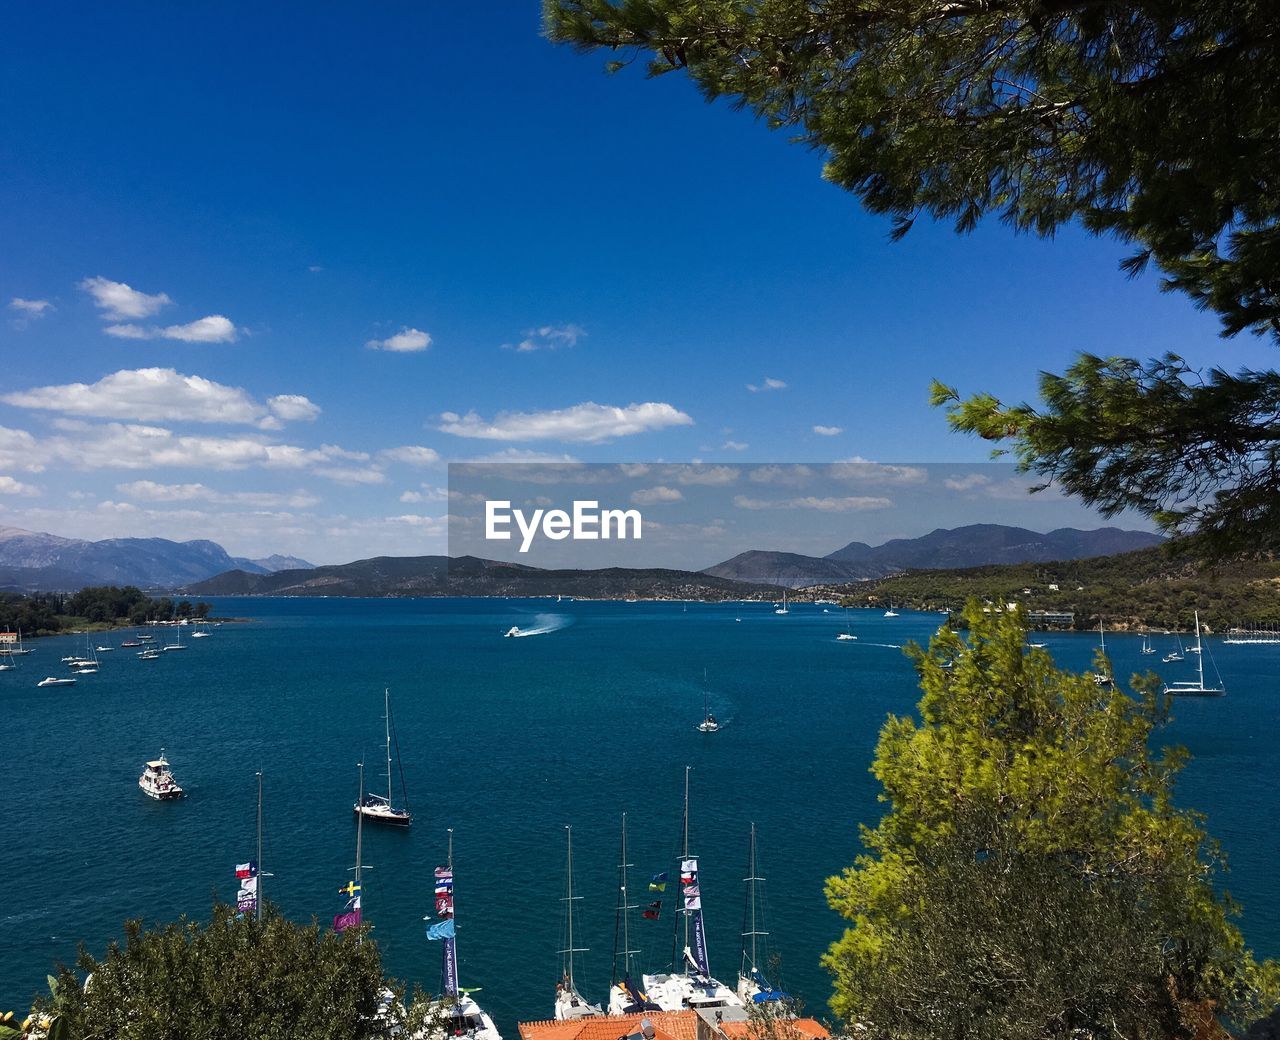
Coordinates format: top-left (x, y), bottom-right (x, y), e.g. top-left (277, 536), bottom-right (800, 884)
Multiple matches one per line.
top-left (1196, 611), bottom-right (1205, 686)
top-left (682, 766), bottom-right (691, 956)
top-left (748, 823), bottom-right (757, 969)
top-left (354, 763), bottom-right (365, 890)
top-left (384, 689), bottom-right (393, 804)
top-left (621, 814), bottom-right (631, 979)
top-left (256, 770), bottom-right (264, 922)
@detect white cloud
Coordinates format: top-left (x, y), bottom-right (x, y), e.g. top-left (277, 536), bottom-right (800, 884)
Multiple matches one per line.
top-left (813, 425), bottom-right (843, 436)
top-left (829, 460), bottom-right (928, 485)
top-left (268, 394), bottom-right (322, 422)
top-left (2, 368), bottom-right (312, 428)
top-left (464, 448), bottom-right (582, 464)
top-left (0, 476), bottom-right (40, 496)
top-left (79, 276), bottom-right (172, 320)
top-left (438, 401), bottom-right (693, 443)
top-left (749, 464), bottom-right (816, 486)
top-left (943, 473), bottom-right (993, 492)
top-left (631, 485), bottom-right (684, 506)
top-left (399, 485), bottom-right (448, 504)
top-left (378, 445), bottom-right (442, 467)
top-left (721, 440), bottom-right (749, 451)
top-left (734, 494), bottom-right (893, 512)
top-left (10, 298), bottom-right (52, 317)
top-left (367, 327), bottom-right (431, 353)
top-left (747, 377), bottom-right (787, 393)
top-left (116, 480), bottom-right (320, 508)
top-left (504, 323), bottom-right (586, 352)
top-left (314, 466), bottom-right (387, 486)
top-left (105, 314), bottom-right (238, 343)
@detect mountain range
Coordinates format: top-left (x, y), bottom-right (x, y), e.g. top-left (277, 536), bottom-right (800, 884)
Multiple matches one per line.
top-left (702, 524), bottom-right (1165, 588)
top-left (0, 526), bottom-right (313, 592)
top-left (185, 555), bottom-right (784, 601)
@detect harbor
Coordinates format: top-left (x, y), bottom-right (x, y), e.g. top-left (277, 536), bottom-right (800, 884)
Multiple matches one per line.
top-left (4, 595), bottom-right (1279, 1033)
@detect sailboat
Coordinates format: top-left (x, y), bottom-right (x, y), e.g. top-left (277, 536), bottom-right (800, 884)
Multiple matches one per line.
top-left (882, 606), bottom-right (899, 618)
top-left (426, 830), bottom-right (502, 1040)
top-left (1140, 634), bottom-right (1155, 655)
top-left (163, 626), bottom-right (187, 652)
top-left (607, 813), bottom-right (660, 1016)
top-left (837, 608), bottom-right (857, 641)
top-left (334, 763), bottom-right (368, 934)
top-left (554, 825), bottom-right (601, 1019)
top-left (697, 670), bottom-right (720, 733)
top-left (1164, 612), bottom-right (1226, 697)
top-left (773, 592), bottom-right (789, 616)
top-left (1162, 633), bottom-right (1186, 662)
top-left (354, 689), bottom-right (412, 827)
top-left (737, 823), bottom-right (787, 1006)
top-left (642, 767), bottom-right (744, 1012)
top-left (1092, 621), bottom-right (1115, 686)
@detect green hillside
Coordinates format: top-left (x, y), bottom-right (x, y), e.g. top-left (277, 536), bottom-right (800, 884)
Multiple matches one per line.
top-left (833, 546), bottom-right (1280, 632)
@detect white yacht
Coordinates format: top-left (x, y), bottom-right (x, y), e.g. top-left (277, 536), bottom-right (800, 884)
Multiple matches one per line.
top-left (773, 592), bottom-right (788, 616)
top-left (837, 608), bottom-right (857, 641)
top-left (139, 751), bottom-right (184, 799)
top-left (37, 676), bottom-right (76, 687)
top-left (191, 630), bottom-right (210, 639)
top-left (1164, 612), bottom-right (1225, 697)
top-left (504, 626), bottom-right (521, 638)
top-left (554, 825), bottom-right (602, 1020)
top-left (354, 689), bottom-right (412, 827)
top-left (696, 672), bottom-right (720, 733)
top-left (883, 608), bottom-right (899, 618)
top-left (163, 629), bottom-right (187, 652)
top-left (642, 768), bottom-right (745, 1013)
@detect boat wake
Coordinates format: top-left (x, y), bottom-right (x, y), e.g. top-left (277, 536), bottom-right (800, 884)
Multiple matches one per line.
top-left (505, 613), bottom-right (572, 638)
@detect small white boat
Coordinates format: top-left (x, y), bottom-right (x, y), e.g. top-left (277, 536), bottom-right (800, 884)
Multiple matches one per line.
top-left (883, 609), bottom-right (899, 618)
top-left (837, 608), bottom-right (857, 641)
top-left (138, 649), bottom-right (163, 660)
top-left (774, 591), bottom-right (789, 616)
top-left (95, 645), bottom-right (115, 652)
top-left (164, 629), bottom-right (187, 651)
top-left (1140, 635), bottom-right (1155, 655)
top-left (37, 676), bottom-right (76, 687)
top-left (190, 631), bottom-right (210, 638)
top-left (139, 751), bottom-right (184, 799)
top-left (504, 626), bottom-right (521, 638)
top-left (1028, 642), bottom-right (1047, 649)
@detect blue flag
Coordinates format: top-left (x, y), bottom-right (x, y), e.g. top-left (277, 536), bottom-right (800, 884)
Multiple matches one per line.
top-left (426, 918), bottom-right (456, 941)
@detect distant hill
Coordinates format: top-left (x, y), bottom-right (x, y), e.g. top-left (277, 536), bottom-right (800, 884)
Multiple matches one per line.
top-left (237, 554), bottom-right (315, 573)
top-left (0, 526), bottom-right (309, 590)
top-left (705, 525), bottom-right (1165, 588)
top-left (187, 555), bottom-right (785, 601)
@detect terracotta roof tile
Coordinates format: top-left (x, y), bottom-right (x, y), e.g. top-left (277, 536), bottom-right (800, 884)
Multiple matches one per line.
top-left (520, 1010), bottom-right (701, 1040)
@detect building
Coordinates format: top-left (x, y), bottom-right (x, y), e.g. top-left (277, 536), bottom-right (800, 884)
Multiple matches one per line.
top-left (519, 1007), bottom-right (830, 1040)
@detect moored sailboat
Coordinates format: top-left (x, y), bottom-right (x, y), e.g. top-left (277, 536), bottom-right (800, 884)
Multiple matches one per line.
top-left (642, 767), bottom-right (744, 1012)
top-left (737, 823), bottom-right (788, 1006)
top-left (697, 670), bottom-right (720, 733)
top-left (425, 829), bottom-right (502, 1040)
top-left (554, 825), bottom-right (601, 1019)
top-left (1164, 612), bottom-right (1226, 697)
top-left (354, 688), bottom-right (412, 827)
top-left (607, 812), bottom-right (660, 1016)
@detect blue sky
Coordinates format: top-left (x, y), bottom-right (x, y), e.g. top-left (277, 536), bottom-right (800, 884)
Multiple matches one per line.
top-left (0, 4), bottom-right (1269, 563)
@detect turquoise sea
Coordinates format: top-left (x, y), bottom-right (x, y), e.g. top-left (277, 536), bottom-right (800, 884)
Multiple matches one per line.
top-left (3, 598), bottom-right (1278, 1032)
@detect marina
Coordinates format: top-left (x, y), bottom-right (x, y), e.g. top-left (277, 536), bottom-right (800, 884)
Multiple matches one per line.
top-left (3, 595), bottom-right (1279, 1032)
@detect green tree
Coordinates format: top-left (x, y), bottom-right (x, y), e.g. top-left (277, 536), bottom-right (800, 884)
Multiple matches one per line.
top-left (36, 904), bottom-right (440, 1040)
top-left (822, 604), bottom-right (1278, 1038)
top-left (544, 0), bottom-right (1280, 555)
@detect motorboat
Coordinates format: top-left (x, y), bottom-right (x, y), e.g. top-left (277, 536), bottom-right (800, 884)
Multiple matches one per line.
top-left (37, 676), bottom-right (76, 687)
top-left (139, 751), bottom-right (184, 799)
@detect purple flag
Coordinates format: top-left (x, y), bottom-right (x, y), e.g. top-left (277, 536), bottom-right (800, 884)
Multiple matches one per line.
top-left (333, 908), bottom-right (362, 932)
